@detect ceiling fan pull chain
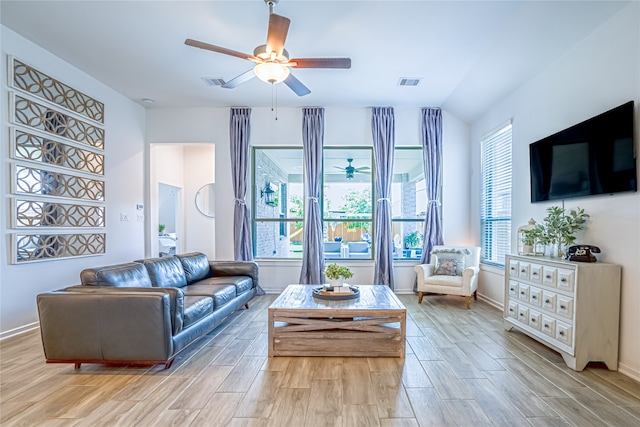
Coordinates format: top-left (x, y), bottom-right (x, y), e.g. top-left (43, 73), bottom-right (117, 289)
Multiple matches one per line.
top-left (275, 83), bottom-right (279, 121)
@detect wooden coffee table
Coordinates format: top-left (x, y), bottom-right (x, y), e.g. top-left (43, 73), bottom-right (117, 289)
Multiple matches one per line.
top-left (268, 284), bottom-right (406, 357)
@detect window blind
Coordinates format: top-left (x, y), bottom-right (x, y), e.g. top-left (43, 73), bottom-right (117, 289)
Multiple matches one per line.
top-left (480, 123), bottom-right (512, 267)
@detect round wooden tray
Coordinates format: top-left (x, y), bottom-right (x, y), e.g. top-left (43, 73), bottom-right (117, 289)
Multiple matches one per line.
top-left (312, 285), bottom-right (360, 301)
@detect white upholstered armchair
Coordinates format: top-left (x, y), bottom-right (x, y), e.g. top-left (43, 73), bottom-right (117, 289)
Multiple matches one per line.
top-left (414, 246), bottom-right (481, 309)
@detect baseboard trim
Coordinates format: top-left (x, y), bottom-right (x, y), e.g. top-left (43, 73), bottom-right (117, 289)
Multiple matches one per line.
top-left (477, 294), bottom-right (503, 311)
top-left (0, 322), bottom-right (39, 340)
top-left (618, 362), bottom-right (640, 383)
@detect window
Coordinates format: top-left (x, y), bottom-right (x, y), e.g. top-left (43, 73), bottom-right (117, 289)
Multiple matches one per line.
top-left (252, 146), bottom-right (427, 261)
top-left (323, 148), bottom-right (373, 260)
top-left (391, 147), bottom-right (426, 260)
top-left (252, 148), bottom-right (304, 258)
top-left (480, 123), bottom-right (512, 267)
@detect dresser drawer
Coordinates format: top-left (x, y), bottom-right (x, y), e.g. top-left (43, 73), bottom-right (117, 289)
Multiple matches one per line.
top-left (518, 262), bottom-right (530, 280)
top-left (529, 309), bottom-right (542, 330)
top-left (507, 301), bottom-right (518, 319)
top-left (529, 287), bottom-right (543, 307)
top-left (542, 266), bottom-right (557, 287)
top-left (542, 290), bottom-right (557, 312)
top-left (530, 264), bottom-right (543, 283)
top-left (556, 321), bottom-right (573, 346)
top-left (508, 280), bottom-right (518, 298)
top-left (557, 295), bottom-right (574, 319)
top-left (518, 284), bottom-right (530, 302)
top-left (517, 306), bottom-right (529, 325)
top-left (509, 259), bottom-right (519, 277)
top-left (557, 268), bottom-right (576, 292)
top-left (541, 315), bottom-right (556, 337)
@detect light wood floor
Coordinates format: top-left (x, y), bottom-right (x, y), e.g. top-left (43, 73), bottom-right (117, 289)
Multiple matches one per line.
top-left (2, 294), bottom-right (640, 427)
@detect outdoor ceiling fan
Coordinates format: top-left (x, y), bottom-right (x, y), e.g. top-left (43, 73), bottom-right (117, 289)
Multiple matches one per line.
top-left (185, 0), bottom-right (351, 96)
top-left (335, 159), bottom-right (370, 179)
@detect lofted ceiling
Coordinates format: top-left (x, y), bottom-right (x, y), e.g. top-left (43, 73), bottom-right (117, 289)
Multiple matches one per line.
top-left (1, 1), bottom-right (630, 123)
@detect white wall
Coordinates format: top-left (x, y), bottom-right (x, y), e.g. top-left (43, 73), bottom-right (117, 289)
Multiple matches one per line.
top-left (147, 106), bottom-right (471, 294)
top-left (0, 26), bottom-right (146, 337)
top-left (183, 145), bottom-right (216, 257)
top-left (470, 3), bottom-right (640, 378)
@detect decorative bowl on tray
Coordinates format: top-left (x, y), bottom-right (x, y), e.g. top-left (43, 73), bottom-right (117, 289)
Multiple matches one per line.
top-left (312, 285), bottom-right (360, 301)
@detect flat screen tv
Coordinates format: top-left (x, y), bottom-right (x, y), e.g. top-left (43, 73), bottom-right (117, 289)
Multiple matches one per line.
top-left (530, 101), bottom-right (637, 203)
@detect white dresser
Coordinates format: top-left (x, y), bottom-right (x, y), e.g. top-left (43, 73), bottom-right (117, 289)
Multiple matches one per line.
top-left (504, 254), bottom-right (621, 371)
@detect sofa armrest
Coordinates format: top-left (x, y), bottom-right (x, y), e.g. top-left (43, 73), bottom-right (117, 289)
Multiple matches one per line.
top-left (63, 285), bottom-right (184, 335)
top-left (209, 261), bottom-right (259, 290)
top-left (37, 290), bottom-right (176, 363)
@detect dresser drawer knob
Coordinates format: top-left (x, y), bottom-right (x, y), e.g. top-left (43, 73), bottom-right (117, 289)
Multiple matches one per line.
top-left (546, 275), bottom-right (551, 279)
top-left (561, 278), bottom-right (567, 283)
top-left (521, 269), bottom-right (526, 273)
top-left (544, 325), bottom-right (549, 329)
top-left (545, 299), bottom-right (550, 303)
top-left (559, 331), bottom-right (565, 336)
top-left (560, 304), bottom-right (566, 309)
top-left (532, 295), bottom-right (537, 300)
top-left (533, 272), bottom-right (538, 276)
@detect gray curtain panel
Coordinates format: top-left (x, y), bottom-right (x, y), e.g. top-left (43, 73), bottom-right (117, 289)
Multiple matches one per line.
top-left (371, 107), bottom-right (395, 289)
top-left (299, 107), bottom-right (325, 284)
top-left (230, 108), bottom-right (264, 294)
top-left (415, 108), bottom-right (444, 292)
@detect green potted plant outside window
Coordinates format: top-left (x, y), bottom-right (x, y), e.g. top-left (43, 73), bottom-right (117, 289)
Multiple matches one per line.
top-left (404, 231), bottom-right (423, 249)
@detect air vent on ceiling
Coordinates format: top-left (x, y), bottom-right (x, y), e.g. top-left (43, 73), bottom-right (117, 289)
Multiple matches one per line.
top-left (201, 77), bottom-right (226, 86)
top-left (398, 77), bottom-right (422, 87)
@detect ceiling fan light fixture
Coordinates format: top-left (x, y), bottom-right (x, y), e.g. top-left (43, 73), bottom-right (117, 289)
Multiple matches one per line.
top-left (346, 167), bottom-right (355, 180)
top-left (254, 62), bottom-right (290, 84)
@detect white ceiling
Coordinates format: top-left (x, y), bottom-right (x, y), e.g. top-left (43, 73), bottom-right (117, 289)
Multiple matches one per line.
top-left (1, 1), bottom-right (629, 123)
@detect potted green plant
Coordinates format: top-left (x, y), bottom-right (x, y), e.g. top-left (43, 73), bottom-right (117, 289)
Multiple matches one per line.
top-left (520, 228), bottom-right (537, 255)
top-left (541, 206), bottom-right (589, 257)
top-left (158, 223), bottom-right (166, 235)
top-left (404, 231), bottom-right (423, 249)
top-left (324, 263), bottom-right (353, 288)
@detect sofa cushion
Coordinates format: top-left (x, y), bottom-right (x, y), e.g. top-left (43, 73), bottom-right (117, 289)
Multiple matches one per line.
top-left (80, 263), bottom-right (152, 288)
top-left (195, 276), bottom-right (254, 295)
top-left (183, 296), bottom-right (214, 328)
top-left (183, 284), bottom-right (238, 309)
top-left (176, 252), bottom-right (211, 284)
top-left (137, 257), bottom-right (188, 288)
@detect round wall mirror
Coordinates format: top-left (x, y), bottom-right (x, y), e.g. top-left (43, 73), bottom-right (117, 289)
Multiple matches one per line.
top-left (195, 183), bottom-right (215, 218)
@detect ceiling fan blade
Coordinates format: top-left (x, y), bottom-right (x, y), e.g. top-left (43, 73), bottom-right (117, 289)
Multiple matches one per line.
top-left (355, 167), bottom-right (371, 171)
top-left (266, 14), bottom-right (290, 57)
top-left (221, 69), bottom-right (256, 89)
top-left (289, 58), bottom-right (351, 69)
top-left (185, 38), bottom-right (258, 62)
top-left (283, 73), bottom-right (311, 97)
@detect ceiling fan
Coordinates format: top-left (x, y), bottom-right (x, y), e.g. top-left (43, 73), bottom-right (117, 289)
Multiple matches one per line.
top-left (335, 159), bottom-right (371, 179)
top-left (185, 0), bottom-right (351, 97)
